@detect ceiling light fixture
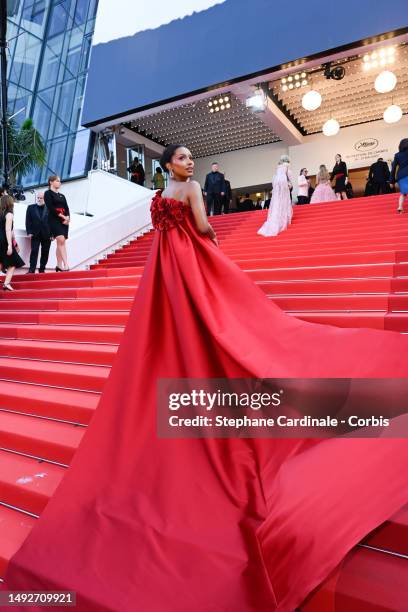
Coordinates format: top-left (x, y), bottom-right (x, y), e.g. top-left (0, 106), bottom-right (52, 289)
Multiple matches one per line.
top-left (246, 89), bottom-right (267, 112)
top-left (322, 118), bottom-right (340, 136)
top-left (302, 89), bottom-right (322, 111)
top-left (375, 70), bottom-right (397, 93)
top-left (383, 104), bottom-right (402, 123)
top-left (362, 46), bottom-right (397, 71)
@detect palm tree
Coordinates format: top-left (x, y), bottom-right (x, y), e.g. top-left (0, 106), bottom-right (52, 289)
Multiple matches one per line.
top-left (0, 117), bottom-right (46, 186)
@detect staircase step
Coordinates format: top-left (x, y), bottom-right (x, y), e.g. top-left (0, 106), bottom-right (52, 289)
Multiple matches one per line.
top-left (0, 357), bottom-right (109, 392)
top-left (0, 298), bottom-right (135, 311)
top-left (0, 323), bottom-right (124, 343)
top-left (0, 410), bottom-right (84, 465)
top-left (0, 450), bottom-right (64, 515)
top-left (0, 311), bottom-right (129, 325)
top-left (0, 380), bottom-right (99, 424)
top-left (0, 338), bottom-right (117, 365)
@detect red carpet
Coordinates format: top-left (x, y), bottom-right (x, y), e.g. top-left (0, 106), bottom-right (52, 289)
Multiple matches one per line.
top-left (0, 193), bottom-right (407, 609)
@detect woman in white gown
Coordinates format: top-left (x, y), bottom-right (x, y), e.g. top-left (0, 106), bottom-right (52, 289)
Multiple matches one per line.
top-left (258, 155), bottom-right (293, 236)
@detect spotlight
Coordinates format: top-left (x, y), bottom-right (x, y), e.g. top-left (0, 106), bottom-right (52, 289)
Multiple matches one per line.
top-left (245, 90), bottom-right (267, 112)
top-left (218, 98), bottom-right (223, 104)
top-left (323, 62), bottom-right (345, 80)
top-left (221, 104), bottom-right (225, 110)
top-left (295, 74), bottom-right (300, 80)
top-left (282, 85), bottom-right (288, 92)
top-left (224, 96), bottom-right (229, 102)
top-left (301, 72), bottom-right (306, 78)
top-left (288, 83), bottom-right (294, 89)
top-left (215, 106), bottom-right (220, 112)
top-left (209, 108), bottom-right (214, 113)
top-left (295, 82), bottom-right (301, 88)
top-left (226, 103), bottom-right (231, 108)
top-left (208, 101), bottom-right (213, 106)
top-left (288, 76), bottom-right (293, 82)
top-left (282, 78), bottom-right (287, 84)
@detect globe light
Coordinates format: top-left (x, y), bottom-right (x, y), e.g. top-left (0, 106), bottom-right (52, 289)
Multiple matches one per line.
top-left (383, 104), bottom-right (402, 123)
top-left (302, 89), bottom-right (322, 111)
top-left (375, 70), bottom-right (397, 93)
top-left (322, 118), bottom-right (340, 136)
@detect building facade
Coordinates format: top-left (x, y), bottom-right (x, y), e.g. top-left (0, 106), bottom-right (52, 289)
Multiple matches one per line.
top-left (6, 0), bottom-right (98, 186)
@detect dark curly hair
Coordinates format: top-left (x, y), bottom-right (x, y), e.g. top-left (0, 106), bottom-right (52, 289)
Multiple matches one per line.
top-left (159, 144), bottom-right (186, 173)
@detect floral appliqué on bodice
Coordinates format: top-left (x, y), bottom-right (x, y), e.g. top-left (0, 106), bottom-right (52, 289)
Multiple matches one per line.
top-left (150, 191), bottom-right (190, 231)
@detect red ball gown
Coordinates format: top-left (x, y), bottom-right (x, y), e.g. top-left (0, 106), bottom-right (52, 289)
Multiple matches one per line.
top-left (3, 192), bottom-right (408, 611)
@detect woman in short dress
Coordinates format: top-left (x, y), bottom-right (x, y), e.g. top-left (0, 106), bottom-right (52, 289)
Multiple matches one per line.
top-left (44, 175), bottom-right (70, 271)
top-left (330, 153), bottom-right (348, 200)
top-left (390, 138), bottom-right (408, 213)
top-left (0, 195), bottom-right (25, 290)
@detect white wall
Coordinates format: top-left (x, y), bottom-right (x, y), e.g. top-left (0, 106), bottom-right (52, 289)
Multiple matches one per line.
top-left (193, 142), bottom-right (289, 189)
top-left (289, 115), bottom-right (408, 176)
top-left (193, 116), bottom-right (407, 195)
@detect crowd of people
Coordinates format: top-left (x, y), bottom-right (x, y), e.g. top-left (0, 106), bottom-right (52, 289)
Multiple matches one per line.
top-left (0, 174), bottom-right (70, 290)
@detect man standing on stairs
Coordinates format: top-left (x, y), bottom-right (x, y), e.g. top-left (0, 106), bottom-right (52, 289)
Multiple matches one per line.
top-left (26, 192), bottom-right (52, 274)
top-left (204, 162), bottom-right (226, 215)
top-left (368, 158), bottom-right (390, 195)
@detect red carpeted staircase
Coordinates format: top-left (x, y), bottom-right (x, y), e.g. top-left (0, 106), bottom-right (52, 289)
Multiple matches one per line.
top-left (0, 193), bottom-right (407, 608)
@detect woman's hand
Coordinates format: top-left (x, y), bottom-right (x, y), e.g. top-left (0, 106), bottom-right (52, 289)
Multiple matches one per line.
top-left (7, 245), bottom-right (12, 256)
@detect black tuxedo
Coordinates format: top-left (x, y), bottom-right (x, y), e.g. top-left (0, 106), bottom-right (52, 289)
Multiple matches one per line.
top-left (26, 204), bottom-right (51, 272)
top-left (369, 160), bottom-right (390, 194)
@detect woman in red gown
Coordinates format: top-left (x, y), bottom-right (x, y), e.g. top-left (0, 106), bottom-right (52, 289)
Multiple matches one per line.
top-left (4, 145), bottom-right (408, 611)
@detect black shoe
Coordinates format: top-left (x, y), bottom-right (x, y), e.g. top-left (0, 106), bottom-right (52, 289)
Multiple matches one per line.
top-left (26, 270), bottom-right (35, 274)
top-left (55, 266), bottom-right (63, 272)
top-left (39, 269), bottom-right (45, 273)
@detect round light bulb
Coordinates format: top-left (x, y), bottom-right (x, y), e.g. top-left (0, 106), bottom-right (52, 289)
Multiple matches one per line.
top-left (288, 83), bottom-right (294, 89)
top-left (295, 82), bottom-right (301, 88)
top-left (375, 70), bottom-right (397, 93)
top-left (371, 51), bottom-right (377, 59)
top-left (302, 79), bottom-right (308, 86)
top-left (363, 63), bottom-right (370, 71)
top-left (295, 74), bottom-right (300, 80)
top-left (322, 118), bottom-right (340, 136)
top-left (226, 103), bottom-right (231, 109)
top-left (301, 72), bottom-right (306, 78)
top-left (288, 76), bottom-right (293, 82)
top-left (208, 101), bottom-right (213, 106)
top-left (301, 89), bottom-right (322, 111)
top-left (383, 104), bottom-right (402, 123)
top-left (281, 78), bottom-right (286, 84)
top-left (224, 96), bottom-right (229, 102)
top-left (282, 85), bottom-right (288, 92)
top-left (221, 105), bottom-right (225, 110)
top-left (387, 46), bottom-right (395, 55)
top-left (209, 108), bottom-right (214, 113)
top-left (372, 60), bottom-right (378, 68)
top-left (363, 54), bottom-right (370, 62)
top-left (379, 49), bottom-right (386, 58)
top-left (215, 107), bottom-right (220, 112)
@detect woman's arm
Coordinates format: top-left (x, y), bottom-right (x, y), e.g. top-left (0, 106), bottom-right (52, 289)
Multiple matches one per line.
top-left (343, 162), bottom-right (348, 177)
top-left (390, 155), bottom-right (398, 185)
top-left (5, 213), bottom-right (13, 255)
top-left (187, 181), bottom-right (218, 244)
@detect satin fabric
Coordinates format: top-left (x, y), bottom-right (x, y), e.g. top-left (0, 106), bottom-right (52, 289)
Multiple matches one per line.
top-left (4, 196), bottom-right (408, 612)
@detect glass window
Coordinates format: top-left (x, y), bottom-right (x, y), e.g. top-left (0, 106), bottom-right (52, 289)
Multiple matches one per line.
top-left (32, 98), bottom-right (52, 140)
top-left (67, 128), bottom-right (90, 177)
top-left (73, 0), bottom-right (88, 26)
top-left (48, 1), bottom-right (69, 38)
top-left (46, 136), bottom-right (67, 175)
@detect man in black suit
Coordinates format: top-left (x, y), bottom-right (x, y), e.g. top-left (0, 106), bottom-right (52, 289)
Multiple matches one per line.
top-left (238, 194), bottom-right (255, 212)
top-left (368, 158), bottom-right (390, 195)
top-left (203, 162), bottom-right (226, 216)
top-left (26, 192), bottom-right (52, 273)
